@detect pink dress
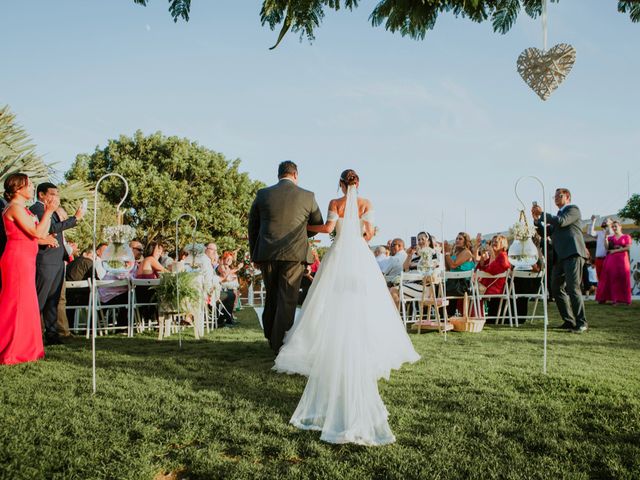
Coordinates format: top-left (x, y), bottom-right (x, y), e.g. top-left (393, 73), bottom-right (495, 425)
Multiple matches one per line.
top-left (0, 209), bottom-right (45, 365)
top-left (596, 234), bottom-right (632, 305)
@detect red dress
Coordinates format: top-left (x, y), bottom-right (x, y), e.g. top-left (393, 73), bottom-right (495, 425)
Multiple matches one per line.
top-left (0, 209), bottom-right (44, 365)
top-left (596, 234), bottom-right (632, 305)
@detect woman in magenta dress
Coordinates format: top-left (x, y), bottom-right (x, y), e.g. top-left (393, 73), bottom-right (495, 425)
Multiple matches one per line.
top-left (0, 173), bottom-right (58, 365)
top-left (596, 221), bottom-right (632, 305)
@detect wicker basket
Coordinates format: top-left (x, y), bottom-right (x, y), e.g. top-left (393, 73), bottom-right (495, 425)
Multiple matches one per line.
top-left (449, 317), bottom-right (485, 333)
top-left (448, 293), bottom-right (485, 333)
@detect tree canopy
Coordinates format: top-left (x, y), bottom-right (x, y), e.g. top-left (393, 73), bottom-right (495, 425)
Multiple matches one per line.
top-left (64, 131), bottom-right (265, 252)
top-left (619, 194), bottom-right (640, 242)
top-left (133, 1), bottom-right (639, 48)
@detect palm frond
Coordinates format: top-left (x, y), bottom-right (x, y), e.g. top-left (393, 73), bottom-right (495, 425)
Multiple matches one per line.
top-left (0, 105), bottom-right (52, 185)
top-left (492, 0), bottom-right (521, 34)
top-left (619, 1), bottom-right (640, 22)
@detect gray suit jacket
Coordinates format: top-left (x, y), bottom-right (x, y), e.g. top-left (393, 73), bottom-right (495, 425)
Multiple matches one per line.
top-left (248, 179), bottom-right (323, 263)
top-left (535, 204), bottom-right (588, 261)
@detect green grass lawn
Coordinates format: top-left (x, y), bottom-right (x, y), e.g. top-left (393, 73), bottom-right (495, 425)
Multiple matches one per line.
top-left (1, 302), bottom-right (639, 480)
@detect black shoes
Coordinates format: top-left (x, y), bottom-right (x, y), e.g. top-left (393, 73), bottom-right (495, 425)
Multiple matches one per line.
top-left (44, 333), bottom-right (63, 346)
top-left (555, 322), bottom-right (575, 330)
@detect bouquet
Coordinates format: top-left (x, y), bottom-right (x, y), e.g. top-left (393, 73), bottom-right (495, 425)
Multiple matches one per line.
top-left (103, 225), bottom-right (136, 244)
top-left (509, 213), bottom-right (536, 241)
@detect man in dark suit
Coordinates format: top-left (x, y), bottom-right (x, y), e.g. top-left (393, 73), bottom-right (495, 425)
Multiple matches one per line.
top-left (248, 161), bottom-right (324, 352)
top-left (533, 187), bottom-right (589, 333)
top-left (30, 182), bottom-right (84, 345)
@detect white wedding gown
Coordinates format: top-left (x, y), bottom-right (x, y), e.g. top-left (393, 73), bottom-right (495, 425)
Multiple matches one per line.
top-left (273, 186), bottom-right (420, 446)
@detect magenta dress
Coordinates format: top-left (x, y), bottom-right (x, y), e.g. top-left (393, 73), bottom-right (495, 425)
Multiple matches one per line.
top-left (0, 209), bottom-right (45, 365)
top-left (596, 234), bottom-right (632, 305)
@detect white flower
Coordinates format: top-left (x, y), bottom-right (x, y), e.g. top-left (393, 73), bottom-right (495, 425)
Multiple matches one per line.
top-left (509, 221), bottom-right (536, 241)
top-left (103, 225), bottom-right (136, 244)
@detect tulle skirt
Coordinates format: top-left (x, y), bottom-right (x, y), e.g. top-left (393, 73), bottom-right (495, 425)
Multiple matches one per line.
top-left (274, 231), bottom-right (420, 445)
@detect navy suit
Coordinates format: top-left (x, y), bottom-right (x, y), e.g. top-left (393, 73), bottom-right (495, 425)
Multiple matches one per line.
top-left (30, 202), bottom-right (77, 337)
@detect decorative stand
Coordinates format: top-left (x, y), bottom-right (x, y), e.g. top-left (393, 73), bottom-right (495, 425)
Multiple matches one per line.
top-left (514, 176), bottom-right (550, 374)
top-left (91, 173), bottom-right (129, 394)
top-left (174, 213), bottom-right (198, 348)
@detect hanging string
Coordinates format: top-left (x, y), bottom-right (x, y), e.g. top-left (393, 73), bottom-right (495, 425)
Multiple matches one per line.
top-left (542, 0), bottom-right (548, 52)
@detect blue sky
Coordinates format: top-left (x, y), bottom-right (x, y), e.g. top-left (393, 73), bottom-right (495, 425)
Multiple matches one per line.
top-left (1, 0), bottom-right (638, 243)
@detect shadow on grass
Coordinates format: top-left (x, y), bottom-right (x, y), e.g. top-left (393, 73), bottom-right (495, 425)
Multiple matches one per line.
top-left (52, 327), bottom-right (304, 420)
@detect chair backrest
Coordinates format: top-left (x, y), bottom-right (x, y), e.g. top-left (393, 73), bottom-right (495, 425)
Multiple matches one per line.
top-left (475, 270), bottom-right (510, 281)
top-left (399, 271), bottom-right (424, 283)
top-left (511, 270), bottom-right (545, 279)
top-left (444, 270), bottom-right (474, 281)
top-left (95, 279), bottom-right (129, 288)
top-left (66, 280), bottom-right (90, 289)
top-left (130, 278), bottom-right (161, 287)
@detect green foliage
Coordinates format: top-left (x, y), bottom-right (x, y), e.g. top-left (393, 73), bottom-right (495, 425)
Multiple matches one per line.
top-left (619, 193), bottom-right (640, 242)
top-left (132, 0), bottom-right (191, 22)
top-left (153, 271), bottom-right (201, 311)
top-left (131, 1), bottom-right (639, 47)
top-left (65, 130), bottom-right (264, 253)
top-left (1, 303), bottom-right (639, 478)
top-left (0, 105), bottom-right (52, 185)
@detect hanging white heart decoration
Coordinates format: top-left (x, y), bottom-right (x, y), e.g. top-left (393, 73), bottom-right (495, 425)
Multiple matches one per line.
top-left (517, 43), bottom-right (576, 101)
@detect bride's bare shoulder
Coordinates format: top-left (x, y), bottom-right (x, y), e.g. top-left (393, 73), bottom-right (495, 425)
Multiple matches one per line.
top-left (358, 197), bottom-right (373, 210)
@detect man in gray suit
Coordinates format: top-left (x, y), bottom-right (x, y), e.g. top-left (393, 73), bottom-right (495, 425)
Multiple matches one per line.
top-left (532, 187), bottom-right (589, 333)
top-left (248, 161), bottom-right (324, 352)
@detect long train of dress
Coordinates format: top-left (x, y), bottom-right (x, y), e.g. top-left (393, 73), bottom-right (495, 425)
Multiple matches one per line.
top-left (273, 186), bottom-right (420, 445)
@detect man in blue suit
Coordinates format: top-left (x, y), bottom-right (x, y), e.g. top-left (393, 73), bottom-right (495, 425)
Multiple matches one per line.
top-left (532, 188), bottom-right (589, 333)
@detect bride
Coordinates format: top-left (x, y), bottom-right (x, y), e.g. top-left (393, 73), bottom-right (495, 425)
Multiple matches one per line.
top-left (273, 169), bottom-right (420, 446)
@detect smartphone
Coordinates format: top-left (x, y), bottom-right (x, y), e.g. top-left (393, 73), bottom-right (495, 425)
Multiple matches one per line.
top-left (410, 236), bottom-right (417, 248)
top-left (532, 201), bottom-right (539, 207)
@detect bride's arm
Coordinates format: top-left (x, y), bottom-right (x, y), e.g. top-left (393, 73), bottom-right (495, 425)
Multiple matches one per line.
top-left (307, 200), bottom-right (338, 234)
top-left (361, 200), bottom-right (375, 241)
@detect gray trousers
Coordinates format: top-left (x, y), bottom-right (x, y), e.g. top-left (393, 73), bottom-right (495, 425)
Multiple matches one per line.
top-left (551, 254), bottom-right (587, 328)
top-left (260, 261), bottom-right (305, 353)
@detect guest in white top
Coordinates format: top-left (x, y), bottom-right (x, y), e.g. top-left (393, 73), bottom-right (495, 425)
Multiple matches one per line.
top-left (374, 245), bottom-right (388, 269)
top-left (588, 215), bottom-right (612, 287)
top-left (382, 238), bottom-right (407, 285)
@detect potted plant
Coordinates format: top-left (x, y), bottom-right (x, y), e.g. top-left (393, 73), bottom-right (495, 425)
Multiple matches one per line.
top-left (153, 271), bottom-right (201, 313)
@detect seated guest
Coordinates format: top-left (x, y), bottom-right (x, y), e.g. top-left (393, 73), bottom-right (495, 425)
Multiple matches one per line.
top-left (476, 234), bottom-right (511, 323)
top-left (216, 263), bottom-right (238, 327)
top-left (299, 248), bottom-right (321, 305)
top-left (389, 232), bottom-right (434, 308)
top-left (136, 242), bottom-right (167, 279)
top-left (382, 238), bottom-right (407, 286)
top-left (374, 245), bottom-right (388, 269)
top-left (205, 242), bottom-right (219, 271)
top-left (129, 240), bottom-right (144, 265)
top-left (94, 242), bottom-right (108, 280)
top-left (65, 247), bottom-right (95, 317)
top-left (66, 247), bottom-right (95, 282)
top-left (444, 232), bottom-right (475, 317)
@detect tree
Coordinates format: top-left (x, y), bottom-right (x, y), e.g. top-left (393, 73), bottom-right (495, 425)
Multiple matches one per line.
top-left (1, 104), bottom-right (92, 216)
top-left (619, 194), bottom-right (640, 242)
top-left (132, 1), bottom-right (639, 49)
top-left (64, 131), bottom-right (265, 253)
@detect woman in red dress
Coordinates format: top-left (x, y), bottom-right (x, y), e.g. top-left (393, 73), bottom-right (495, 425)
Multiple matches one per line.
top-left (476, 235), bottom-right (511, 322)
top-left (0, 173), bottom-right (58, 365)
top-left (596, 221), bottom-right (632, 305)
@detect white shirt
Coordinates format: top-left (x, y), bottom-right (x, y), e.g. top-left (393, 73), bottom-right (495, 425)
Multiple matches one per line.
top-left (382, 251), bottom-right (408, 283)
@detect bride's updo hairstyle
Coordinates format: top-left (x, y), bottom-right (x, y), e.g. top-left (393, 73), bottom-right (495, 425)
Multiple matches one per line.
top-left (339, 169), bottom-right (359, 188)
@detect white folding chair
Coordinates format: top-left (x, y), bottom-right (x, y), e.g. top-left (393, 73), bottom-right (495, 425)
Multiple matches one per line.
top-left (94, 279), bottom-right (131, 335)
top-left (473, 270), bottom-right (514, 326)
top-left (398, 271), bottom-right (425, 327)
top-left (444, 270), bottom-right (477, 318)
top-left (65, 280), bottom-right (93, 338)
top-left (130, 278), bottom-right (161, 335)
top-left (510, 269), bottom-right (546, 324)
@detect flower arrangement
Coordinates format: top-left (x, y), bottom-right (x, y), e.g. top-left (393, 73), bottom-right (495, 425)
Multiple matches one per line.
top-left (417, 246), bottom-right (439, 272)
top-left (509, 212), bottom-right (536, 241)
top-left (103, 225), bottom-right (136, 244)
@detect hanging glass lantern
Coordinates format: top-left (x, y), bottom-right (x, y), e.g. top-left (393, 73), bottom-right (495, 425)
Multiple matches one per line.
top-left (102, 224), bottom-right (137, 275)
top-left (507, 211), bottom-right (538, 270)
